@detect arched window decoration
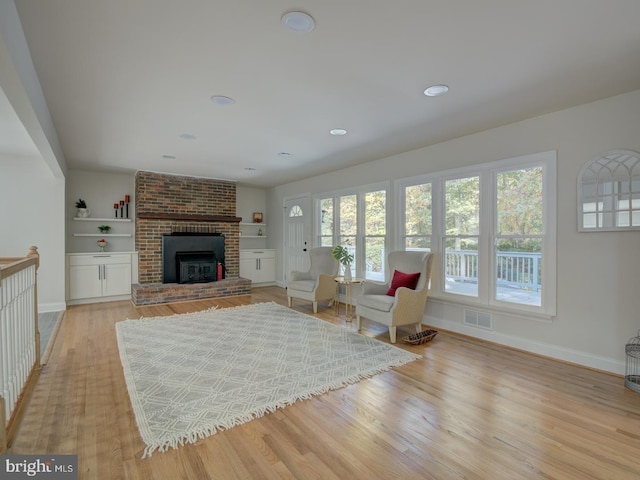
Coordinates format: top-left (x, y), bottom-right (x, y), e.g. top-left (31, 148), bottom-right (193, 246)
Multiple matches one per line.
top-left (579, 150), bottom-right (640, 231)
top-left (289, 205), bottom-right (303, 217)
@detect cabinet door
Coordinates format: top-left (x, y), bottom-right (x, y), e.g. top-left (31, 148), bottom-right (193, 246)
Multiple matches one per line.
top-left (257, 257), bottom-right (275, 283)
top-left (239, 257), bottom-right (257, 282)
top-left (103, 263), bottom-right (132, 297)
top-left (69, 265), bottom-right (103, 299)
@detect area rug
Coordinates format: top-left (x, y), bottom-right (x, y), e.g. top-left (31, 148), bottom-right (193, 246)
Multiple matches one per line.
top-left (115, 302), bottom-right (420, 457)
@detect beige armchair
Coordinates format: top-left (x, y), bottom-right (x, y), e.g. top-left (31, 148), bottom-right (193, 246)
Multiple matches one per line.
top-left (356, 251), bottom-right (433, 343)
top-left (287, 247), bottom-right (339, 313)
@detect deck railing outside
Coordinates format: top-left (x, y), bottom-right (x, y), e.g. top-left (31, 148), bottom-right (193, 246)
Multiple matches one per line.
top-left (364, 248), bottom-right (541, 294)
top-left (0, 246), bottom-right (40, 453)
top-left (444, 249), bottom-right (541, 292)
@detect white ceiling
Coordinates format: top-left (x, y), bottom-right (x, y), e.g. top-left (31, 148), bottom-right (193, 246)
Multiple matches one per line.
top-left (7, 0), bottom-right (640, 187)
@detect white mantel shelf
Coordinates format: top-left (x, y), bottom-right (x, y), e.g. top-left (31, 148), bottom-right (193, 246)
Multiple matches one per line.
top-left (73, 217), bottom-right (132, 222)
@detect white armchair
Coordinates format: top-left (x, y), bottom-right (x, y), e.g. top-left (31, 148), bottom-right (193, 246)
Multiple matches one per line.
top-left (287, 247), bottom-right (339, 313)
top-left (356, 251), bottom-right (433, 343)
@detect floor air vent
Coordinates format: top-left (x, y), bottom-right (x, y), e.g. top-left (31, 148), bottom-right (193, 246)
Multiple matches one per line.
top-left (464, 309), bottom-right (493, 330)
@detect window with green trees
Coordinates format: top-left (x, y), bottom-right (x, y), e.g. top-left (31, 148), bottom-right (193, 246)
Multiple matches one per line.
top-left (315, 184), bottom-right (388, 281)
top-left (399, 150), bottom-right (556, 316)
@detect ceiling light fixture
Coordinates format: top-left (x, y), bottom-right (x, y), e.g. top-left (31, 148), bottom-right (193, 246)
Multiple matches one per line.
top-left (278, 152), bottom-right (292, 157)
top-left (281, 11), bottom-right (315, 33)
top-left (178, 133), bottom-right (197, 140)
top-left (162, 154), bottom-right (177, 160)
top-left (244, 167), bottom-right (256, 171)
top-left (211, 95), bottom-right (235, 105)
top-left (424, 84), bottom-right (449, 97)
top-left (330, 128), bottom-right (347, 136)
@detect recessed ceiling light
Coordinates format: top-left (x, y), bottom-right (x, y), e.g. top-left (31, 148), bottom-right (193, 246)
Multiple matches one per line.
top-left (278, 152), bottom-right (292, 157)
top-left (244, 167), bottom-right (256, 171)
top-left (281, 11), bottom-right (315, 33)
top-left (211, 95), bottom-right (235, 105)
top-left (179, 133), bottom-right (197, 140)
top-left (330, 129), bottom-right (347, 136)
top-left (162, 154), bottom-right (177, 160)
top-left (424, 84), bottom-right (449, 97)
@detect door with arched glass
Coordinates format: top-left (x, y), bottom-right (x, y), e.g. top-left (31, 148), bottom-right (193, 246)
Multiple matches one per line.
top-left (284, 196), bottom-right (311, 283)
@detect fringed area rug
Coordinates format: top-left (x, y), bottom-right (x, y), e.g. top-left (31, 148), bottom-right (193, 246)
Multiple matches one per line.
top-left (116, 302), bottom-right (420, 457)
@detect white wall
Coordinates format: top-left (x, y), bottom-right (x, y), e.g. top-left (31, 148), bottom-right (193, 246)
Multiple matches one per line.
top-left (0, 157), bottom-right (65, 312)
top-left (66, 169), bottom-right (135, 253)
top-left (267, 89), bottom-right (640, 374)
top-left (237, 184), bottom-right (270, 250)
top-left (236, 185), bottom-right (267, 224)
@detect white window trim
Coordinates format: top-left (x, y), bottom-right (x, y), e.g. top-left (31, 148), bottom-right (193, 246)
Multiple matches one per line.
top-left (396, 150), bottom-right (557, 318)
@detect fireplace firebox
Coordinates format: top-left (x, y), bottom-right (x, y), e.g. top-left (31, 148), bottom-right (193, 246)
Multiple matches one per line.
top-left (176, 251), bottom-right (218, 283)
top-left (162, 233), bottom-right (225, 284)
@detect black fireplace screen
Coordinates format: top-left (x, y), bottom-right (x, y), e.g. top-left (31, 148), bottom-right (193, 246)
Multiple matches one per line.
top-left (162, 233), bottom-right (225, 284)
top-left (176, 251), bottom-right (217, 283)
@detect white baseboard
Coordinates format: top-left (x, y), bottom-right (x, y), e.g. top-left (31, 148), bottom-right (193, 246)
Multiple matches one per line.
top-left (425, 314), bottom-right (624, 375)
top-left (66, 294), bottom-right (130, 306)
top-left (39, 302), bottom-right (67, 313)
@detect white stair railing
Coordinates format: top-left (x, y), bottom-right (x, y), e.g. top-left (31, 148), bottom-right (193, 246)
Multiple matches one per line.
top-left (0, 246), bottom-right (40, 453)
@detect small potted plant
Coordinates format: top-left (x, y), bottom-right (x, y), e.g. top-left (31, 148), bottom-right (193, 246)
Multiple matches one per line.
top-left (332, 245), bottom-right (354, 281)
top-left (75, 198), bottom-right (90, 218)
top-left (98, 225), bottom-right (111, 234)
top-left (97, 238), bottom-right (108, 252)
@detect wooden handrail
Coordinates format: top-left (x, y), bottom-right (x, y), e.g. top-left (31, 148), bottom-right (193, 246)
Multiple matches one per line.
top-left (0, 246), bottom-right (39, 280)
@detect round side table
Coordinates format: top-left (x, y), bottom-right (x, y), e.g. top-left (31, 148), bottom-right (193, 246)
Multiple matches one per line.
top-left (334, 276), bottom-right (365, 322)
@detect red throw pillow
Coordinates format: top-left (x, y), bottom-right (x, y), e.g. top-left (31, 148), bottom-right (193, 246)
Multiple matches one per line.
top-left (386, 270), bottom-right (421, 296)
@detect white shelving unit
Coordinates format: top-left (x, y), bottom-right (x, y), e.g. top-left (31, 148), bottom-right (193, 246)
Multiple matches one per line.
top-left (239, 222), bottom-right (267, 239)
top-left (73, 233), bottom-right (132, 237)
top-left (73, 217), bottom-right (132, 222)
top-left (70, 216), bottom-right (135, 251)
top-left (72, 217), bottom-right (133, 236)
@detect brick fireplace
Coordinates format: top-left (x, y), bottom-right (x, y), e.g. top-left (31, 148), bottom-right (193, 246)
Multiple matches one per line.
top-left (131, 171), bottom-right (251, 305)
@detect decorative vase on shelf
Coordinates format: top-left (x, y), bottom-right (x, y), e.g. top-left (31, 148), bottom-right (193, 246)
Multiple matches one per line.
top-left (77, 208), bottom-right (90, 218)
top-left (343, 263), bottom-right (352, 282)
top-left (97, 239), bottom-right (107, 252)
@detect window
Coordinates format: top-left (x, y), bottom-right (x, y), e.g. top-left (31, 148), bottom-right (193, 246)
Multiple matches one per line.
top-left (444, 176), bottom-right (480, 297)
top-left (398, 151), bottom-right (556, 316)
top-left (495, 166), bottom-right (543, 307)
top-left (578, 150), bottom-right (640, 231)
top-left (289, 205), bottom-right (303, 217)
top-left (403, 182), bottom-right (433, 251)
top-left (339, 194), bottom-right (357, 275)
top-left (319, 198), bottom-right (334, 247)
top-left (364, 190), bottom-right (386, 281)
top-left (315, 183), bottom-right (388, 280)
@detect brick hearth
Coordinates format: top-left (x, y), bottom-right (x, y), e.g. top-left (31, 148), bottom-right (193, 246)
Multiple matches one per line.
top-left (132, 277), bottom-right (251, 306)
top-left (133, 171), bottom-right (248, 306)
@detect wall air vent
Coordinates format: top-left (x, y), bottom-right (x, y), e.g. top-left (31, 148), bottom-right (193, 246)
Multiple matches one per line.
top-left (464, 309), bottom-right (493, 330)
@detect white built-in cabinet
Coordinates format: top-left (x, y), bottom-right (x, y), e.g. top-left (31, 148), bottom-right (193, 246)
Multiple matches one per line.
top-left (240, 249), bottom-right (276, 284)
top-left (67, 253), bottom-right (135, 304)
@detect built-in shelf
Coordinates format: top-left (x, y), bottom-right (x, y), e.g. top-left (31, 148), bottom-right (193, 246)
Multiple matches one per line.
top-left (73, 233), bottom-right (132, 237)
top-left (239, 222), bottom-right (267, 240)
top-left (73, 217), bottom-right (132, 222)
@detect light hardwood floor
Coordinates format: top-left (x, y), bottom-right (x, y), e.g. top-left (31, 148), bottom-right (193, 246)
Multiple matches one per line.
top-left (9, 286), bottom-right (640, 479)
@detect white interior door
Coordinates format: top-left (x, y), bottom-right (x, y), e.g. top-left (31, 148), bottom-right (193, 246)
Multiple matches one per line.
top-left (284, 196), bottom-right (311, 283)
